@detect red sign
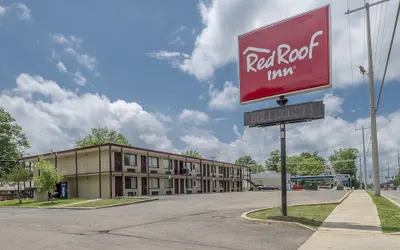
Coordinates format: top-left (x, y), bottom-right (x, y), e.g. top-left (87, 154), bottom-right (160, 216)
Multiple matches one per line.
top-left (238, 5), bottom-right (331, 104)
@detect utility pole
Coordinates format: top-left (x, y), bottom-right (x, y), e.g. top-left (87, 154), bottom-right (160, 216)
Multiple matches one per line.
top-left (387, 161), bottom-right (390, 184)
top-left (355, 126), bottom-right (369, 190)
top-left (359, 156), bottom-right (363, 189)
top-left (346, 0), bottom-right (388, 196)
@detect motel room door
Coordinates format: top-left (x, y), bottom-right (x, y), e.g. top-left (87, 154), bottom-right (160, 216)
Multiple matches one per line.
top-left (141, 177), bottom-right (148, 196)
top-left (115, 176), bottom-right (122, 197)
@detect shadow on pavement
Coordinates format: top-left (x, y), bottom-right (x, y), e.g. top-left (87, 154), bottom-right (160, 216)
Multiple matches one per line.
top-left (268, 216), bottom-right (323, 228)
top-left (321, 221), bottom-right (382, 231)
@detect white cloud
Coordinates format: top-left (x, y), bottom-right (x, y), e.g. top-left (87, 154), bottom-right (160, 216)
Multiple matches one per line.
top-left (0, 3), bottom-right (32, 21)
top-left (154, 112), bottom-right (173, 123)
top-left (147, 51), bottom-right (189, 68)
top-left (169, 25), bottom-right (187, 45)
top-left (214, 117), bottom-right (226, 122)
top-left (151, 0), bottom-right (400, 89)
top-left (2, 75), bottom-right (400, 178)
top-left (0, 6), bottom-right (6, 16)
top-left (208, 81), bottom-right (239, 111)
top-left (14, 3), bottom-right (32, 21)
top-left (179, 92), bottom-right (400, 178)
top-left (50, 33), bottom-right (99, 75)
top-left (0, 73), bottom-right (173, 154)
top-left (73, 72), bottom-right (87, 86)
top-left (65, 48), bottom-right (98, 72)
top-left (321, 93), bottom-right (343, 116)
top-left (56, 62), bottom-right (67, 73)
top-left (178, 109), bottom-right (210, 125)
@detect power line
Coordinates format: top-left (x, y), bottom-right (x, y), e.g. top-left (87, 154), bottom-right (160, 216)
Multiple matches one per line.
top-left (374, 1), bottom-right (389, 81)
top-left (376, 0), bottom-right (400, 112)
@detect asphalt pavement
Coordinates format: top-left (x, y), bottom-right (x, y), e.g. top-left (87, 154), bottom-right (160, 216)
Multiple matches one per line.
top-left (382, 190), bottom-right (400, 206)
top-left (0, 190), bottom-right (348, 250)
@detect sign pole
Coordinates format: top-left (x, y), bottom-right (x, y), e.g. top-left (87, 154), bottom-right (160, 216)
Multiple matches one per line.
top-left (280, 123), bottom-right (287, 216)
top-left (277, 96), bottom-right (288, 216)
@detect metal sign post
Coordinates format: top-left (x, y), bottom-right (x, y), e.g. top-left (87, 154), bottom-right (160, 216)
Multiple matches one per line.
top-left (244, 97), bottom-right (325, 216)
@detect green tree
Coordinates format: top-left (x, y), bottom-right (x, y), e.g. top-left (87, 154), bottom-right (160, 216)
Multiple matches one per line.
top-left (298, 157), bottom-right (325, 176)
top-left (33, 157), bottom-right (64, 202)
top-left (329, 148), bottom-right (358, 176)
top-left (265, 149), bottom-right (280, 171)
top-left (278, 154), bottom-right (326, 176)
top-left (300, 151), bottom-right (326, 165)
top-left (5, 165), bottom-right (31, 204)
top-left (182, 150), bottom-right (202, 158)
top-left (75, 127), bottom-right (131, 147)
top-left (235, 156), bottom-right (263, 173)
top-left (0, 108), bottom-right (30, 176)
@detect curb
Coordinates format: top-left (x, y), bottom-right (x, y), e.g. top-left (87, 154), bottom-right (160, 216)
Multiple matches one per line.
top-left (0, 198), bottom-right (159, 210)
top-left (382, 194), bottom-right (400, 208)
top-left (58, 198), bottom-right (159, 210)
top-left (381, 194), bottom-right (400, 236)
top-left (240, 190), bottom-right (353, 230)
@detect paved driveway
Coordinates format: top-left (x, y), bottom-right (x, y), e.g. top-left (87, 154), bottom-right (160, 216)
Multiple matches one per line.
top-left (0, 190), bottom-right (347, 250)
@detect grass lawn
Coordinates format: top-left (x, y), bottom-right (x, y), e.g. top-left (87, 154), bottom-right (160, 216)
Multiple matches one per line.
top-left (66, 198), bottom-right (149, 208)
top-left (0, 198), bottom-right (85, 207)
top-left (368, 192), bottom-right (400, 234)
top-left (248, 204), bottom-right (337, 229)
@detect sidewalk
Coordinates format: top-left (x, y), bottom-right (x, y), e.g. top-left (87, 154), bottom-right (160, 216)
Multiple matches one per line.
top-left (298, 190), bottom-right (399, 250)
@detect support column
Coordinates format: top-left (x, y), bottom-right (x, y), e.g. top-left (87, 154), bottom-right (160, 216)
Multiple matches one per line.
top-left (147, 151), bottom-right (150, 196)
top-left (200, 159), bottom-right (203, 193)
top-left (75, 149), bottom-right (78, 198)
top-left (184, 157), bottom-right (187, 194)
top-left (98, 146), bottom-right (102, 198)
top-left (55, 154), bottom-right (58, 169)
top-left (121, 146), bottom-right (124, 196)
top-left (109, 144), bottom-right (112, 198)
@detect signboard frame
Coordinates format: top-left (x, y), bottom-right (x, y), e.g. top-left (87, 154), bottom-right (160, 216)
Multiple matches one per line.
top-left (244, 101), bottom-right (325, 128)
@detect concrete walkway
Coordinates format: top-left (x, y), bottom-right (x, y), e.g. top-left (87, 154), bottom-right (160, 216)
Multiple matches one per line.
top-left (298, 190), bottom-right (399, 250)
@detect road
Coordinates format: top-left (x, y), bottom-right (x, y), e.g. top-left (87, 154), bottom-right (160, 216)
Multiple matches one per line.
top-left (0, 190), bottom-right (347, 250)
top-left (383, 190), bottom-right (400, 206)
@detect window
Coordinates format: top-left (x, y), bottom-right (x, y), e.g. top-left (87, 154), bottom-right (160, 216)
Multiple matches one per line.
top-left (124, 153), bottom-right (137, 166)
top-left (236, 181), bottom-right (240, 188)
top-left (150, 178), bottom-right (159, 188)
top-left (149, 157), bottom-right (159, 168)
top-left (163, 159), bottom-right (172, 169)
top-left (163, 178), bottom-right (172, 188)
top-left (125, 177), bottom-right (137, 189)
top-left (193, 163), bottom-right (199, 171)
top-left (236, 169), bottom-right (240, 175)
top-left (219, 167), bottom-right (223, 174)
top-left (186, 162), bottom-right (192, 171)
top-left (186, 179), bottom-right (193, 188)
top-left (229, 168), bottom-right (233, 176)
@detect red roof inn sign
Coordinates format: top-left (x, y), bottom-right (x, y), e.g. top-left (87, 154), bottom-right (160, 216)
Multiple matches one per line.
top-left (238, 5), bottom-right (331, 104)
top-left (239, 5), bottom-right (331, 217)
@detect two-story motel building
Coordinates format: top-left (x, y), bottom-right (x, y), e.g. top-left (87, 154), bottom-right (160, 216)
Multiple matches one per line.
top-left (19, 143), bottom-right (251, 200)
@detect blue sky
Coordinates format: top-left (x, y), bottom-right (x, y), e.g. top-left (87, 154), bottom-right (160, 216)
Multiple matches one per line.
top-left (1, 0), bottom-right (400, 179)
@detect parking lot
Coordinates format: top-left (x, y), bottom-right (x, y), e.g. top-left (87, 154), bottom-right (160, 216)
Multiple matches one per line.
top-left (0, 190), bottom-right (347, 250)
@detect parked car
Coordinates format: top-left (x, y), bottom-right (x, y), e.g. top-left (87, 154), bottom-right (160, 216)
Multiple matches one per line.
top-left (259, 185), bottom-right (279, 191)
